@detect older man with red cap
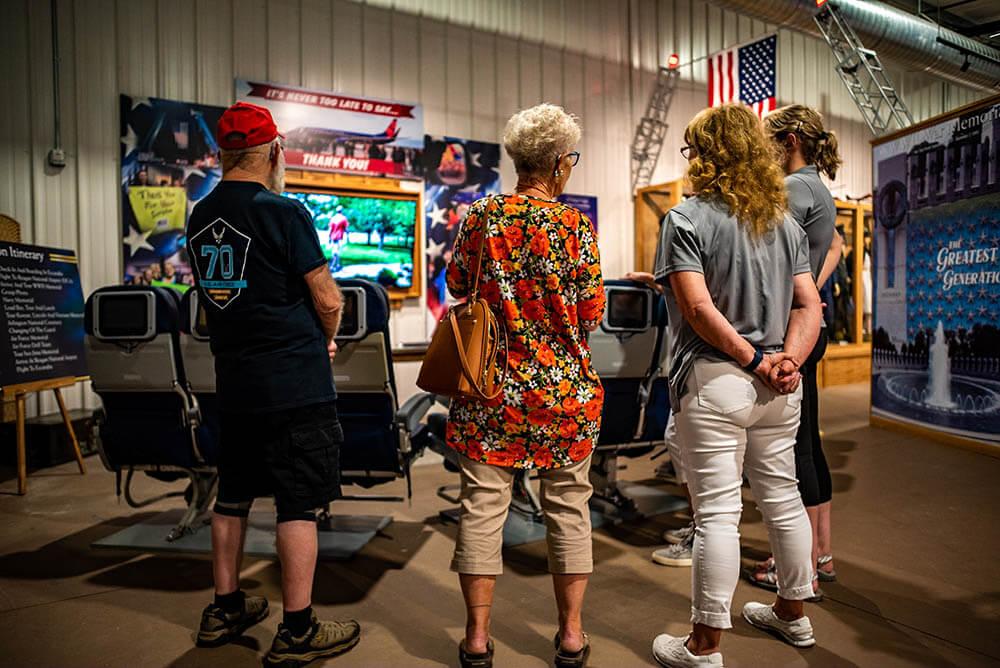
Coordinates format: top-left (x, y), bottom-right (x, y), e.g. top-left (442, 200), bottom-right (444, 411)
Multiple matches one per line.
top-left (186, 102), bottom-right (360, 665)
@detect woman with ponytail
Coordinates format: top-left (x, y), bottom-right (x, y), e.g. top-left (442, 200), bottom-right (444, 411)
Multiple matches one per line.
top-left (748, 104), bottom-right (843, 600)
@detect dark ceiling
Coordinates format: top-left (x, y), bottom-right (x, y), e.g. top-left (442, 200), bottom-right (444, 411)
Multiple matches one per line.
top-left (881, 0), bottom-right (1000, 51)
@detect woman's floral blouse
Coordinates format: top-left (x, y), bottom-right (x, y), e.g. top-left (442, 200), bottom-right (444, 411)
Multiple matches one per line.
top-left (444, 193), bottom-right (605, 469)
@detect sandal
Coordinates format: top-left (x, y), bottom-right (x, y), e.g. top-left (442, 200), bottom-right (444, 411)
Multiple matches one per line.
top-left (806, 574), bottom-right (825, 603)
top-left (459, 639), bottom-right (494, 668)
top-left (817, 554), bottom-right (837, 582)
top-left (744, 557), bottom-right (779, 592)
top-left (554, 632), bottom-right (591, 668)
top-left (745, 558), bottom-right (824, 603)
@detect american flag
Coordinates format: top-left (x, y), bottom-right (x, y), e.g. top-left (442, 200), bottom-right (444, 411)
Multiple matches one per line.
top-left (708, 34), bottom-right (777, 117)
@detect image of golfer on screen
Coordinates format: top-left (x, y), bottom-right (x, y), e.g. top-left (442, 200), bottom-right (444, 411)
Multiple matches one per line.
top-left (328, 205), bottom-right (350, 272)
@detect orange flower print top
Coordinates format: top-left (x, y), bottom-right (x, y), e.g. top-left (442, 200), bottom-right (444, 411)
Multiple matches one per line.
top-left (444, 194), bottom-right (606, 469)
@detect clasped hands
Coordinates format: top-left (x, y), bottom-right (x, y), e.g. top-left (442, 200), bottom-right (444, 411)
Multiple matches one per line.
top-left (752, 352), bottom-right (801, 394)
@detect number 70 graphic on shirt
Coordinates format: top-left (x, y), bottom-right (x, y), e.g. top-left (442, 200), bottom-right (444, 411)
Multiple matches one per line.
top-left (190, 218), bottom-right (251, 309)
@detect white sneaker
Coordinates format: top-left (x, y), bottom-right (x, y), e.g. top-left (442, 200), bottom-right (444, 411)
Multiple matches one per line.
top-left (742, 602), bottom-right (816, 648)
top-left (652, 634), bottom-right (723, 667)
top-left (663, 522), bottom-right (695, 545)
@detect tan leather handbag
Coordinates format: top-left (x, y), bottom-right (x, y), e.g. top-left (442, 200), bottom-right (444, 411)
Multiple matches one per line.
top-left (417, 197), bottom-right (509, 401)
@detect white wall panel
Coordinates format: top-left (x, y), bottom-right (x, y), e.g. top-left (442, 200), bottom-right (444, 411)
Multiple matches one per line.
top-left (158, 0), bottom-right (198, 101)
top-left (116, 1), bottom-right (157, 99)
top-left (363, 4), bottom-right (394, 98)
top-left (197, 0), bottom-right (236, 105)
top-left (266, 0), bottom-right (302, 86)
top-left (389, 9), bottom-right (421, 104)
top-left (1, 0), bottom-right (987, 416)
top-left (232, 0), bottom-right (269, 81)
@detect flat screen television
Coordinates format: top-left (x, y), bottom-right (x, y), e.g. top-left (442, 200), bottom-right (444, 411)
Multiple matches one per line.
top-left (283, 189), bottom-right (419, 295)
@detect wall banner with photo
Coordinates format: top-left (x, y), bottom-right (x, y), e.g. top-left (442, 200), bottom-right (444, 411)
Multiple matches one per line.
top-left (237, 80), bottom-right (424, 179)
top-left (871, 94), bottom-right (1000, 448)
top-left (120, 94), bottom-right (225, 290)
top-left (557, 193), bottom-right (598, 231)
top-left (423, 136), bottom-right (501, 326)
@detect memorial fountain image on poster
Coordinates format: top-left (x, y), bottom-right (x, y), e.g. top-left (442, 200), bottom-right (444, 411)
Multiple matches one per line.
top-left (871, 97), bottom-right (1000, 446)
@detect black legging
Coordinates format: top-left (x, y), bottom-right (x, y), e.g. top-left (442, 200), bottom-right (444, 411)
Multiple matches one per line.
top-left (794, 328), bottom-right (831, 507)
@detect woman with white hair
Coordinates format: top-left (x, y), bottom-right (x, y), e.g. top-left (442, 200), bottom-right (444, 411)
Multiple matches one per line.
top-left (445, 103), bottom-right (605, 668)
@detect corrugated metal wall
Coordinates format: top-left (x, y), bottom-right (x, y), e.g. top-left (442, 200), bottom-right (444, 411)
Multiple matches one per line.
top-left (0, 0), bottom-right (986, 415)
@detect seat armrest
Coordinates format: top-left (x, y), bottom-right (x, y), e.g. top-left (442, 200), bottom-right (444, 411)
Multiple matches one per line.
top-left (395, 392), bottom-right (441, 435)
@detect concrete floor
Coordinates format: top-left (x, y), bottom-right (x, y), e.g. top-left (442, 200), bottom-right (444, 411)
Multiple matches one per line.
top-left (0, 383), bottom-right (998, 667)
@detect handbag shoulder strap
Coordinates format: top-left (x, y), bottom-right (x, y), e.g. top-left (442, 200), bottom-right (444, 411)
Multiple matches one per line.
top-left (469, 195), bottom-right (501, 300)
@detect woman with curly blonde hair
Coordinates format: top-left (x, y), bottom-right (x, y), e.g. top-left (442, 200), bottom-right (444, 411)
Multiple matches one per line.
top-left (650, 103), bottom-right (823, 668)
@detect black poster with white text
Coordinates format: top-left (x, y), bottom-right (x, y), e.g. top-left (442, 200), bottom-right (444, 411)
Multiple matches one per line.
top-left (0, 242), bottom-right (87, 386)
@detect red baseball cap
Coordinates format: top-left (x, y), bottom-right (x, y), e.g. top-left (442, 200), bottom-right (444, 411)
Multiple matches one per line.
top-left (216, 102), bottom-right (283, 150)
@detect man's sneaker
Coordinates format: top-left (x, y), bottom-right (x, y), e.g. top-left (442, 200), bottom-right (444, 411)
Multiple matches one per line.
top-left (196, 595), bottom-right (269, 647)
top-left (742, 602), bottom-right (816, 648)
top-left (663, 522), bottom-right (695, 545)
top-left (652, 634), bottom-right (723, 667)
top-left (263, 610), bottom-right (361, 667)
top-left (652, 536), bottom-right (693, 567)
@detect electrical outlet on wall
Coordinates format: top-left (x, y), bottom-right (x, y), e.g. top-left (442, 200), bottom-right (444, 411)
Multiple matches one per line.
top-left (47, 148), bottom-right (66, 168)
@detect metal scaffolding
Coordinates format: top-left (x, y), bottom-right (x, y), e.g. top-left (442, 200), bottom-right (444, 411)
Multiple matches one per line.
top-left (814, 3), bottom-right (914, 136)
top-left (630, 66), bottom-right (680, 193)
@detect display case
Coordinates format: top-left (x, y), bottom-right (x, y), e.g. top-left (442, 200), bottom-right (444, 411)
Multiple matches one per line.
top-left (633, 179), bottom-right (684, 275)
top-left (817, 199), bottom-right (873, 388)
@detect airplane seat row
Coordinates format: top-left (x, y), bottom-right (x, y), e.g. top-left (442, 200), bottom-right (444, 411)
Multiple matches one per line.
top-left (425, 280), bottom-right (673, 524)
top-left (83, 279), bottom-right (435, 541)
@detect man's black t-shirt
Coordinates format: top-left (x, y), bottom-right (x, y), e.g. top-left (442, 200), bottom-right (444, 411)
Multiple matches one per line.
top-left (186, 180), bottom-right (334, 413)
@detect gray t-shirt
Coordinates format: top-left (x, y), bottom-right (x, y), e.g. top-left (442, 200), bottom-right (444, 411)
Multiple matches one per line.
top-left (654, 196), bottom-right (811, 409)
top-left (786, 165), bottom-right (836, 279)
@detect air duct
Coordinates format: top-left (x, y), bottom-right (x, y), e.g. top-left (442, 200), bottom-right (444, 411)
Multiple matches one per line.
top-left (706, 0), bottom-right (1000, 92)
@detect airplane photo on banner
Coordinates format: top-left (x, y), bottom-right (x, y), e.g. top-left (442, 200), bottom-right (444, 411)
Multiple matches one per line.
top-left (708, 34), bottom-right (778, 118)
top-left (284, 119), bottom-right (401, 146)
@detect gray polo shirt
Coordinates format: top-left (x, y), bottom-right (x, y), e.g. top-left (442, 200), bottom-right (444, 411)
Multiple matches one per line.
top-left (654, 196), bottom-right (811, 409)
top-left (786, 165), bottom-right (836, 279)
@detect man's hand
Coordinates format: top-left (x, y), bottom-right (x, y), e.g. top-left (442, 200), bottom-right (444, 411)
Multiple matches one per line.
top-left (766, 352), bottom-right (801, 394)
top-left (327, 339), bottom-right (338, 362)
top-left (624, 271), bottom-right (656, 285)
top-left (624, 271), bottom-right (665, 294)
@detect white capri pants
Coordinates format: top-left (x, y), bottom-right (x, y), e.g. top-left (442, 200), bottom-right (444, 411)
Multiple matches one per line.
top-left (675, 359), bottom-right (814, 629)
top-left (663, 410), bottom-right (687, 484)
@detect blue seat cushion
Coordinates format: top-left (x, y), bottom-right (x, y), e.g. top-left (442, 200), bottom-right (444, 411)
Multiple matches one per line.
top-left (336, 392), bottom-right (401, 486)
top-left (98, 393), bottom-right (201, 469)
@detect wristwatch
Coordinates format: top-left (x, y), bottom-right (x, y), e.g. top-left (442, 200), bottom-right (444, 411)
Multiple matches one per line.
top-left (743, 347), bottom-right (764, 373)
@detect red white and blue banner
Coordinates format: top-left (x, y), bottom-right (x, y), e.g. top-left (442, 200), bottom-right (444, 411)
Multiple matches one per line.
top-left (871, 96), bottom-right (1000, 447)
top-left (708, 34), bottom-right (777, 118)
top-left (422, 136), bottom-right (501, 326)
top-left (237, 80), bottom-right (424, 179)
top-left (119, 94), bottom-right (225, 290)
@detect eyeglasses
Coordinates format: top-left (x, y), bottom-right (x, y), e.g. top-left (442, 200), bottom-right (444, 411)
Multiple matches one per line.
top-left (555, 152), bottom-right (581, 173)
top-left (680, 145), bottom-right (695, 160)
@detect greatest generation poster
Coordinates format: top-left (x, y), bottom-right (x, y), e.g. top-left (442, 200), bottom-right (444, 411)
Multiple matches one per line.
top-left (871, 96), bottom-right (1000, 447)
